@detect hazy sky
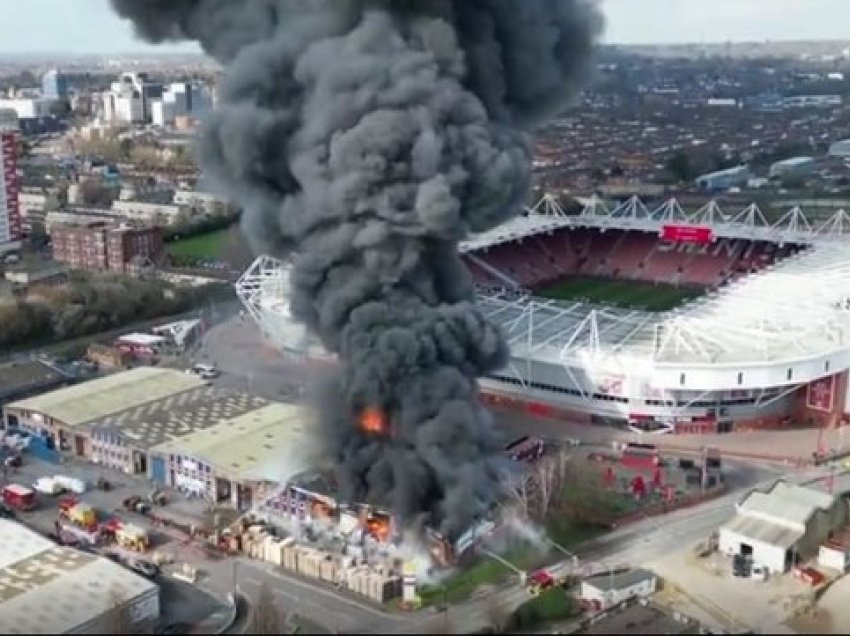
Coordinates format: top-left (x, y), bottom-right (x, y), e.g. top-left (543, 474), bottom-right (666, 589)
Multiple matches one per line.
top-left (0, 0), bottom-right (847, 54)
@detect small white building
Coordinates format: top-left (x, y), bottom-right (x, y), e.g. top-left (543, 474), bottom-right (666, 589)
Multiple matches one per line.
top-left (580, 568), bottom-right (658, 611)
top-left (829, 139), bottom-right (850, 158)
top-left (719, 481), bottom-right (849, 574)
top-left (819, 543), bottom-right (850, 573)
top-left (770, 156), bottom-right (815, 179)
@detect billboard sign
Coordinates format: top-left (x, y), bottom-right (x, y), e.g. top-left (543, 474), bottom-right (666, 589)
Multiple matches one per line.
top-left (807, 375), bottom-right (835, 412)
top-left (661, 224), bottom-right (714, 244)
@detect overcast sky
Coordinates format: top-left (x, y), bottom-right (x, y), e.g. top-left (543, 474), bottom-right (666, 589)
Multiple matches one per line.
top-left (0, 0), bottom-right (847, 54)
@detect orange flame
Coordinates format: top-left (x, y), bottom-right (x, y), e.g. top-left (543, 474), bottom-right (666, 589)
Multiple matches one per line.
top-left (366, 516), bottom-right (391, 542)
top-left (359, 408), bottom-right (389, 435)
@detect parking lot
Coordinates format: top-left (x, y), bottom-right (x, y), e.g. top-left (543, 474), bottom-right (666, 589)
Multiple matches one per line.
top-left (1, 451), bottom-right (226, 628)
top-left (650, 544), bottom-right (829, 633)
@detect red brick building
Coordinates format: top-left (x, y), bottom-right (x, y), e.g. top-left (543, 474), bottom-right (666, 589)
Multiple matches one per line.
top-left (51, 222), bottom-right (163, 274)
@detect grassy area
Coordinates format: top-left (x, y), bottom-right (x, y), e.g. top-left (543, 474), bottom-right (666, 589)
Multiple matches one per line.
top-left (535, 276), bottom-right (703, 312)
top-left (167, 228), bottom-right (231, 260)
top-left (418, 546), bottom-right (535, 606)
top-left (418, 522), bottom-right (603, 607)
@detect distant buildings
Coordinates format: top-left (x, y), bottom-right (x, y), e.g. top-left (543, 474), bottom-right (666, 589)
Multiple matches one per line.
top-left (769, 156), bottom-right (816, 180)
top-left (99, 72), bottom-right (213, 127)
top-left (829, 139), bottom-right (850, 159)
top-left (695, 165), bottom-right (751, 192)
top-left (50, 221), bottom-right (164, 274)
top-left (0, 97), bottom-right (52, 119)
top-left (0, 131), bottom-right (22, 254)
top-left (111, 199), bottom-right (186, 226)
top-left (0, 108), bottom-right (18, 132)
top-left (174, 189), bottom-right (233, 216)
top-left (41, 68), bottom-right (69, 102)
top-left (783, 95), bottom-right (843, 109)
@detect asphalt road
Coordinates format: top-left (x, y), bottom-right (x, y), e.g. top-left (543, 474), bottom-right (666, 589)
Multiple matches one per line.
top-left (4, 453), bottom-right (225, 630)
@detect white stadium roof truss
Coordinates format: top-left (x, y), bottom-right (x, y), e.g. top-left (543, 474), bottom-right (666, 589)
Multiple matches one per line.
top-left (238, 194), bottom-right (850, 393)
top-left (462, 193), bottom-right (850, 253)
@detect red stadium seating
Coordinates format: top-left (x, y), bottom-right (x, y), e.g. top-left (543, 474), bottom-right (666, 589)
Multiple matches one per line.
top-left (465, 227), bottom-right (802, 293)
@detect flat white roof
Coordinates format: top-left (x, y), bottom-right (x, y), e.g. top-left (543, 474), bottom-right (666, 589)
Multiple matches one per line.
top-left (0, 520), bottom-right (157, 634)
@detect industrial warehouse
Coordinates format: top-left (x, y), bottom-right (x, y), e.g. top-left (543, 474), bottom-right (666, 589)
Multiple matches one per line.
top-left (149, 401), bottom-right (320, 509)
top-left (0, 520), bottom-right (159, 634)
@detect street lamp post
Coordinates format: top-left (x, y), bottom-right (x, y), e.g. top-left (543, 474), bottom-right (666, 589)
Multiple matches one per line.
top-left (232, 559), bottom-right (240, 593)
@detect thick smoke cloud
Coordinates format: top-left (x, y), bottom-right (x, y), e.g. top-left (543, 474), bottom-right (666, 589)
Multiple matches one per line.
top-left (112, 0), bottom-right (603, 539)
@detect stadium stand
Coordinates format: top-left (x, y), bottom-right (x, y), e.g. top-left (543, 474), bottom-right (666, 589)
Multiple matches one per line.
top-left (464, 227), bottom-right (803, 292)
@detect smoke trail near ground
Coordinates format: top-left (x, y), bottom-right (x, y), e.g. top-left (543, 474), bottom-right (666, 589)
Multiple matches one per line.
top-left (111, 0), bottom-right (603, 540)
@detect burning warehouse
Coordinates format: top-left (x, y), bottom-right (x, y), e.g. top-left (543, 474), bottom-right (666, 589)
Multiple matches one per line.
top-left (259, 470), bottom-right (497, 567)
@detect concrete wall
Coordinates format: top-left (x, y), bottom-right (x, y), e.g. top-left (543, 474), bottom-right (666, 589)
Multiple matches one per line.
top-left (68, 587), bottom-right (159, 634)
top-left (580, 576), bottom-right (657, 611)
top-left (799, 501), bottom-right (850, 559)
top-left (718, 527), bottom-right (788, 573)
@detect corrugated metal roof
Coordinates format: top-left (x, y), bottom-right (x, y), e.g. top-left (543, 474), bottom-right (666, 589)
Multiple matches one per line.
top-left (583, 568), bottom-right (656, 592)
top-left (721, 514), bottom-right (804, 549)
top-left (150, 402), bottom-right (318, 482)
top-left (7, 367), bottom-right (205, 427)
top-left (739, 492), bottom-right (813, 527)
top-left (738, 481), bottom-right (837, 527)
top-left (0, 520), bottom-right (156, 634)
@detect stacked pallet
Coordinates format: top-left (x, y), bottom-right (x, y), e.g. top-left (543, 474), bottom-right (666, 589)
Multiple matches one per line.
top-left (368, 574), bottom-right (401, 603)
top-left (264, 536), bottom-right (284, 565)
top-left (319, 557), bottom-right (337, 583)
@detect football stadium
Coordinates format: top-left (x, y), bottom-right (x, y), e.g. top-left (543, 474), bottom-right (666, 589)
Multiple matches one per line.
top-left (237, 195), bottom-right (850, 436)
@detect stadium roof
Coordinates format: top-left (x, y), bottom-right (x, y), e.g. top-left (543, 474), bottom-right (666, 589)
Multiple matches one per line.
top-left (7, 367), bottom-right (205, 427)
top-left (151, 402), bottom-right (318, 483)
top-left (239, 195), bottom-right (850, 392)
top-left (0, 520), bottom-right (157, 634)
top-left (479, 240), bottom-right (850, 368)
top-left (457, 194), bottom-right (850, 253)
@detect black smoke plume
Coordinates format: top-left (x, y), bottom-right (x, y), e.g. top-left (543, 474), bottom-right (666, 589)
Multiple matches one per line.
top-left (111, 0), bottom-right (603, 540)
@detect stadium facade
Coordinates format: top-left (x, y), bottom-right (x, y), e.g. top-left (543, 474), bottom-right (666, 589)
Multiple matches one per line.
top-left (237, 195), bottom-right (850, 435)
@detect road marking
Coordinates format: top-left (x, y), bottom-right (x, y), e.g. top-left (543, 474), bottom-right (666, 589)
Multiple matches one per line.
top-left (247, 562), bottom-right (408, 622)
top-left (243, 576), bottom-right (264, 587)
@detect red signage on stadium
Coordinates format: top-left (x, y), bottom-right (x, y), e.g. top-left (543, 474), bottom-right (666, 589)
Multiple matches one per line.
top-left (660, 224), bottom-right (714, 244)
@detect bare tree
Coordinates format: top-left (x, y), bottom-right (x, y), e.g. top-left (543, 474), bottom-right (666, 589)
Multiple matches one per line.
top-left (534, 459), bottom-right (558, 519)
top-left (503, 471), bottom-right (533, 519)
top-left (247, 582), bottom-right (287, 634)
top-left (556, 446), bottom-right (571, 487)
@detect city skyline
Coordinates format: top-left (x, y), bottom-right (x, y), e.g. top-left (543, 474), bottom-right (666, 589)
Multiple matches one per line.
top-left (0, 0), bottom-right (847, 55)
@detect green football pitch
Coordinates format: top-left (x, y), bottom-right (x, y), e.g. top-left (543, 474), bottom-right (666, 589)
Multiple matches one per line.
top-left (535, 276), bottom-right (704, 312)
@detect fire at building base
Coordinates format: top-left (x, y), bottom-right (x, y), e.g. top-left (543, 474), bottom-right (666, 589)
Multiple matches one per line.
top-left (220, 471), bottom-right (498, 603)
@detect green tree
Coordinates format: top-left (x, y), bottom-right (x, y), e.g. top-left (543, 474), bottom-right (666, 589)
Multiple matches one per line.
top-left (665, 152), bottom-right (694, 183)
